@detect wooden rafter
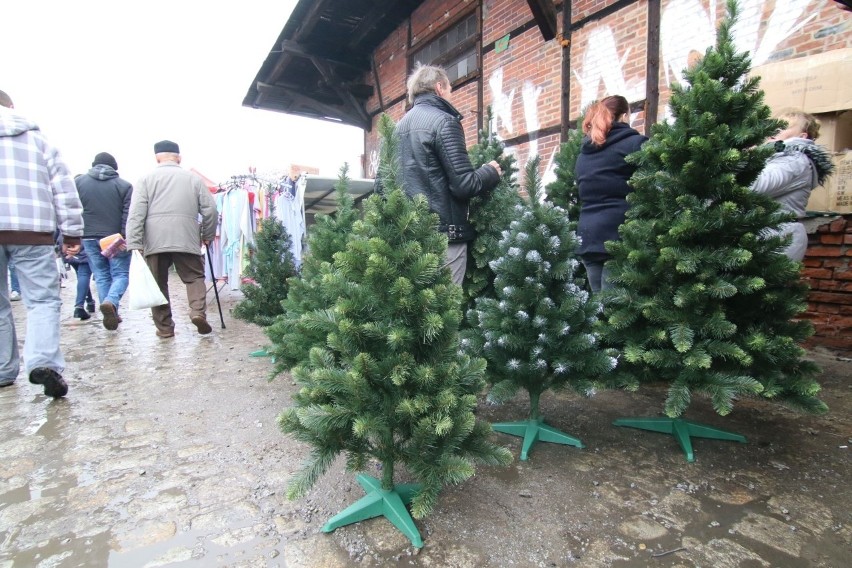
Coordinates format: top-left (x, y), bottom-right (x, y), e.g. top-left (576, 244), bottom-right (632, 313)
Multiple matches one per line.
top-left (526, 0), bottom-right (557, 41)
top-left (256, 82), bottom-right (370, 129)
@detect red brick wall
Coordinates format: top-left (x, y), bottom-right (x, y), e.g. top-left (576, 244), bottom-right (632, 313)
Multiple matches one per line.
top-left (569, 0), bottom-right (647, 119)
top-left (482, 0), bottom-right (533, 45)
top-left (801, 216), bottom-right (852, 353)
top-left (411, 0), bottom-right (474, 48)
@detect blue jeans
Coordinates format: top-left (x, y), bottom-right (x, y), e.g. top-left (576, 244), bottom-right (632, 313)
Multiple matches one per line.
top-left (8, 262), bottom-right (20, 293)
top-left (82, 240), bottom-right (130, 309)
top-left (71, 262), bottom-right (94, 308)
top-left (0, 244), bottom-right (65, 381)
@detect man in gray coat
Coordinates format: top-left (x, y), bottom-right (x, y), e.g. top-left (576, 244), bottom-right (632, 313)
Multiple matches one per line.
top-left (126, 140), bottom-right (218, 338)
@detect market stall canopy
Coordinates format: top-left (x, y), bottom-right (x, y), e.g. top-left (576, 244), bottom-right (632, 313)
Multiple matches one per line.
top-left (243, 0), bottom-right (426, 130)
top-left (301, 174), bottom-right (375, 215)
top-left (189, 168), bottom-right (219, 194)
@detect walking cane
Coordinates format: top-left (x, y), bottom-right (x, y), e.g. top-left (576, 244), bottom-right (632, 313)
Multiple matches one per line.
top-left (205, 244), bottom-right (226, 329)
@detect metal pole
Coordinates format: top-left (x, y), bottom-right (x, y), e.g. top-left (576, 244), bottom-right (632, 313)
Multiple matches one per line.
top-left (205, 245), bottom-right (226, 329)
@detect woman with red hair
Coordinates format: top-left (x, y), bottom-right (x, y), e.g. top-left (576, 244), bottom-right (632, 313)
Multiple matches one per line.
top-left (574, 95), bottom-right (647, 292)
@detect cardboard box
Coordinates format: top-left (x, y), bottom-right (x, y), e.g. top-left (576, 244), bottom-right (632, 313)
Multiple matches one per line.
top-left (807, 151), bottom-right (852, 213)
top-left (815, 111), bottom-right (852, 153)
top-left (752, 48), bottom-right (852, 114)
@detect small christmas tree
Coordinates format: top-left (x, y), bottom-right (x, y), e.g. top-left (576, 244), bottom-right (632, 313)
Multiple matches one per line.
top-left (603, 0), bottom-right (825, 461)
top-left (266, 163), bottom-right (359, 372)
top-left (232, 211), bottom-right (297, 327)
top-left (465, 156), bottom-right (616, 460)
top-left (545, 113), bottom-right (588, 288)
top-left (464, 106), bottom-right (523, 317)
top-left (279, 115), bottom-right (511, 548)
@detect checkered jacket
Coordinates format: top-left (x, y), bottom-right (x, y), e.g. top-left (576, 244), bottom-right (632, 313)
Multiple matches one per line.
top-left (0, 106), bottom-right (83, 244)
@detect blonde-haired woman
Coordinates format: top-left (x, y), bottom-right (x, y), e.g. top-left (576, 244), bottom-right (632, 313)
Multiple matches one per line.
top-left (574, 95), bottom-right (647, 292)
top-left (752, 109), bottom-right (834, 261)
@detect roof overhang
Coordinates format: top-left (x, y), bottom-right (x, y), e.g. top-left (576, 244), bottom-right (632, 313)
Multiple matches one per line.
top-left (243, 0), bottom-right (427, 130)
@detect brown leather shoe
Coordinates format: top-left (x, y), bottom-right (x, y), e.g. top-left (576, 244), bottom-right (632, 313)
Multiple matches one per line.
top-left (191, 315), bottom-right (212, 335)
top-left (156, 329), bottom-right (175, 338)
top-left (100, 301), bottom-right (119, 330)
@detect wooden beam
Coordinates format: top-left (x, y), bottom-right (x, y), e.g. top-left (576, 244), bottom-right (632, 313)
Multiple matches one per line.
top-left (526, 0), bottom-right (557, 41)
top-left (265, 1), bottom-right (330, 86)
top-left (279, 40), bottom-right (369, 73)
top-left (560, 0), bottom-right (571, 141)
top-left (310, 56), bottom-right (372, 127)
top-left (645, 0), bottom-right (661, 130)
top-left (347, 0), bottom-right (397, 50)
top-left (256, 82), bottom-right (370, 129)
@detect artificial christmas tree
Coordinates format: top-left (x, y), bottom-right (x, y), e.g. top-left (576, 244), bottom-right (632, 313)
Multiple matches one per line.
top-left (265, 163), bottom-right (359, 373)
top-left (465, 156), bottom-right (616, 460)
top-left (232, 210), bottom-right (297, 327)
top-left (603, 0), bottom-right (826, 462)
top-left (464, 107), bottom-right (522, 317)
top-left (544, 114), bottom-right (584, 224)
top-left (280, 116), bottom-right (511, 547)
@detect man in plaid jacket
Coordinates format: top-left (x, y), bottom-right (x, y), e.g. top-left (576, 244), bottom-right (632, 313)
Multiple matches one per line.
top-left (0, 89), bottom-right (83, 398)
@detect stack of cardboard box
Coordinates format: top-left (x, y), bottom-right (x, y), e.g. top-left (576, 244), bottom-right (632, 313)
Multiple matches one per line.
top-left (752, 48), bottom-right (852, 213)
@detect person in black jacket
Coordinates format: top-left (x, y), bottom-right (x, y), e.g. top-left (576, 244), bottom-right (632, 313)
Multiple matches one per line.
top-left (397, 64), bottom-right (502, 285)
top-left (75, 152), bottom-right (133, 330)
top-left (574, 95), bottom-right (648, 293)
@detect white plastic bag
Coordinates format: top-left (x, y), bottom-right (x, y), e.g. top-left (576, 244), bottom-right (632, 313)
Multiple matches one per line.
top-left (128, 250), bottom-right (168, 310)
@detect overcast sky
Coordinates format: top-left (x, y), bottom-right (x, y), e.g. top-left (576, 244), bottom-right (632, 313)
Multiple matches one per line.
top-left (1, 0), bottom-right (365, 184)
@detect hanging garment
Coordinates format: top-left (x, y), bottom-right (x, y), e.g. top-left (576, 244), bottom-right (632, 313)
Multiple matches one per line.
top-left (220, 186), bottom-right (255, 289)
top-left (274, 176), bottom-right (306, 268)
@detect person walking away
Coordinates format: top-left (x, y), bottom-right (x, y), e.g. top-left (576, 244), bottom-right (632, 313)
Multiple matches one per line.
top-left (752, 109), bottom-right (834, 262)
top-left (574, 95), bottom-right (648, 293)
top-left (396, 64), bottom-right (502, 285)
top-left (57, 232), bottom-right (95, 319)
top-left (125, 140), bottom-right (218, 338)
top-left (0, 88), bottom-right (83, 396)
top-left (75, 152), bottom-right (133, 330)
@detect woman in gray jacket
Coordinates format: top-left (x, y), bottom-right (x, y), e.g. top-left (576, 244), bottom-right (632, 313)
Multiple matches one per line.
top-left (752, 109), bottom-right (834, 261)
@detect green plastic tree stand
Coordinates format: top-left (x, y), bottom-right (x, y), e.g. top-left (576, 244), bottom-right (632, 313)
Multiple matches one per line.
top-left (492, 417), bottom-right (584, 461)
top-left (613, 417), bottom-right (747, 462)
top-left (322, 473), bottom-right (424, 548)
top-left (248, 348), bottom-right (276, 363)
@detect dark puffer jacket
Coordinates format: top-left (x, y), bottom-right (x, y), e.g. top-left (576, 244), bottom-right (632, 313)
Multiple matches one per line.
top-left (575, 122), bottom-right (647, 257)
top-left (397, 93), bottom-right (500, 242)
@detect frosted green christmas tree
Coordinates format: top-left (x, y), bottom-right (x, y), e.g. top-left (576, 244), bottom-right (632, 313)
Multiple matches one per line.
top-left (266, 163), bottom-right (359, 373)
top-left (279, 115), bottom-right (511, 548)
top-left (232, 210), bottom-right (297, 327)
top-left (465, 157), bottom-right (616, 460)
top-left (464, 107), bottom-right (523, 317)
top-left (603, 0), bottom-right (825, 462)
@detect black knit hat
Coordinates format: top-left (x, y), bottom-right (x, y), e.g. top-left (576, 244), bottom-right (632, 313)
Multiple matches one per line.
top-left (154, 140), bottom-right (180, 154)
top-left (92, 152), bottom-right (118, 170)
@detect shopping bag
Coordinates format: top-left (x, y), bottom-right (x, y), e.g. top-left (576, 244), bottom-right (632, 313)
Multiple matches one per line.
top-left (127, 250), bottom-right (168, 310)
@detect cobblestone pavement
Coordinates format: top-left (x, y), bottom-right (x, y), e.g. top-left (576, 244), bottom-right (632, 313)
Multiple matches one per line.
top-left (1, 272), bottom-right (850, 567)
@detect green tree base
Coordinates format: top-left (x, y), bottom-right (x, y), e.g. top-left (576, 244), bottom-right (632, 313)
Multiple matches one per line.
top-left (322, 473), bottom-right (423, 548)
top-left (613, 417), bottom-right (746, 462)
top-left (492, 418), bottom-right (584, 461)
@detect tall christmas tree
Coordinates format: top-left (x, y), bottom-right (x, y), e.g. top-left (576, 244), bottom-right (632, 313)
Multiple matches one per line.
top-left (464, 107), bottom-right (523, 316)
top-left (265, 163), bottom-right (359, 373)
top-left (279, 115), bottom-right (511, 548)
top-left (465, 156), bottom-right (616, 460)
top-left (603, 0), bottom-right (825, 461)
top-left (232, 209), bottom-right (297, 327)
